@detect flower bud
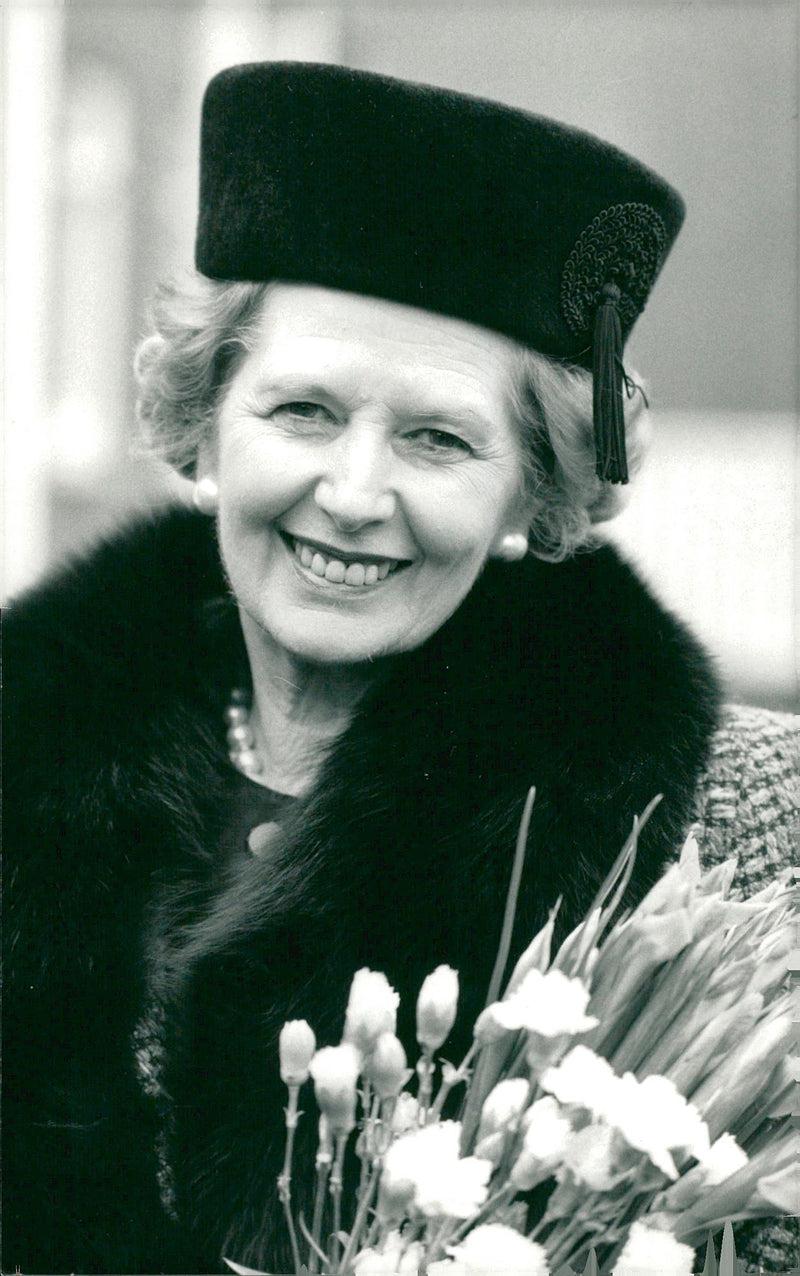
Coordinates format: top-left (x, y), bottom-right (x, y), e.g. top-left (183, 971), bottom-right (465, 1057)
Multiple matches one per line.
top-left (474, 1130), bottom-right (506, 1164)
top-left (279, 1019), bottom-right (316, 1086)
top-left (416, 965), bottom-right (459, 1052)
top-left (477, 1078), bottom-right (530, 1142)
top-left (309, 1043), bottom-right (361, 1135)
top-left (343, 968), bottom-right (400, 1057)
top-left (510, 1096), bottom-right (572, 1189)
top-left (376, 1167), bottom-right (417, 1222)
top-left (367, 1032), bottom-right (409, 1099)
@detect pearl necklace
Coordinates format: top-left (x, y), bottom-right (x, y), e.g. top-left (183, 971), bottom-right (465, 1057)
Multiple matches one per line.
top-left (224, 688), bottom-right (264, 780)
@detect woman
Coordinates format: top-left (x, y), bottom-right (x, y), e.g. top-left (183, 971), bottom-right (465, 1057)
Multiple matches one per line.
top-left (4, 64), bottom-right (795, 1274)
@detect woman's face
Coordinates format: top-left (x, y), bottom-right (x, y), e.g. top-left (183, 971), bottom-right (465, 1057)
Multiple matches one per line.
top-left (210, 283), bottom-right (530, 665)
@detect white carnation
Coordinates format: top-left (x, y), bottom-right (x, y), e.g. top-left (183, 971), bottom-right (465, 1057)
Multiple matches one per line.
top-left (539, 1045), bottom-right (620, 1116)
top-left (353, 1230), bottom-right (423, 1274)
top-left (606, 1073), bottom-right (710, 1178)
top-left (615, 1222), bottom-right (694, 1276)
top-left (698, 1132), bottom-right (748, 1186)
top-left (481, 969), bottom-right (597, 1039)
top-left (343, 969), bottom-right (400, 1056)
top-left (381, 1121), bottom-right (492, 1220)
top-left (447, 1223), bottom-right (549, 1275)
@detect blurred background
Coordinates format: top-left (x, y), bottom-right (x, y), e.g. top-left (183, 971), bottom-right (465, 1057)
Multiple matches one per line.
top-left (3, 0), bottom-right (797, 709)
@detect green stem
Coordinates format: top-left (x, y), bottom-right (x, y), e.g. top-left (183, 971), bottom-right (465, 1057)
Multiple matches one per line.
top-left (298, 1213), bottom-right (332, 1269)
top-left (447, 1182), bottom-right (517, 1248)
top-left (328, 1133), bottom-right (348, 1271)
top-left (423, 1215), bottom-right (456, 1265)
top-left (417, 1049), bottom-right (436, 1120)
top-left (277, 1086), bottom-right (304, 1276)
top-left (428, 1040), bottom-right (479, 1123)
top-left (338, 1167), bottom-right (379, 1273)
top-left (308, 1158), bottom-right (331, 1275)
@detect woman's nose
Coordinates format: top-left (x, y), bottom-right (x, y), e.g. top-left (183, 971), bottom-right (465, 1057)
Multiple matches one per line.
top-left (313, 430), bottom-right (396, 530)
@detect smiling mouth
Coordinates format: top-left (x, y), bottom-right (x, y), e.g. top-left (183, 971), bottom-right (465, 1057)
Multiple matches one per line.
top-left (281, 533), bottom-right (412, 587)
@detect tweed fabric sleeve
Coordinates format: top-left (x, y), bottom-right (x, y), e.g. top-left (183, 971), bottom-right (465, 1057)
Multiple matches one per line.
top-left (692, 704), bottom-right (799, 1272)
top-left (692, 703), bottom-right (798, 890)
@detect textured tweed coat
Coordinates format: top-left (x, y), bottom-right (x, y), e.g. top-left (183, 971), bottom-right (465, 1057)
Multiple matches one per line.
top-left (4, 507), bottom-right (727, 1274)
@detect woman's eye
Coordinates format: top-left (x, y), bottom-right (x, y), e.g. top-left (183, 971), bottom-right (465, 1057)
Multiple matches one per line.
top-left (273, 401), bottom-right (333, 423)
top-left (407, 428), bottom-right (472, 456)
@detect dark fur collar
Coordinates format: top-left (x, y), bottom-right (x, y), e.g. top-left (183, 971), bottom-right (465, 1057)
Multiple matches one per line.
top-left (5, 506), bottom-right (720, 1271)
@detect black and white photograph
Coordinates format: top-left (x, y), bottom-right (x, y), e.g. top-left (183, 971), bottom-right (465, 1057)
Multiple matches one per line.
top-left (3, 3), bottom-right (797, 1274)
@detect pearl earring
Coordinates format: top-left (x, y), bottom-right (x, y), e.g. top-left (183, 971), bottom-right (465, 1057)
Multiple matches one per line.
top-left (193, 476), bottom-right (219, 515)
top-left (497, 532), bottom-right (529, 562)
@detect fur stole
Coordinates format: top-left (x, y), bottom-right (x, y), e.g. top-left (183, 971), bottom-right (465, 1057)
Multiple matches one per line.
top-left (4, 508), bottom-right (719, 1273)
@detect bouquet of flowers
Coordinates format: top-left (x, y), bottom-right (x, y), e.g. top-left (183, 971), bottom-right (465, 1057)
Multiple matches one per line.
top-left (226, 793), bottom-right (796, 1276)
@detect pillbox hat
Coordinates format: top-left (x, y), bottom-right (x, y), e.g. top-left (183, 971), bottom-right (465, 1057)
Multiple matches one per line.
top-left (196, 62), bottom-right (685, 482)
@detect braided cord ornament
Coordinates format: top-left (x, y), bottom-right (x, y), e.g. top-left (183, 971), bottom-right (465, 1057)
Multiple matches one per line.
top-left (562, 204), bottom-right (668, 484)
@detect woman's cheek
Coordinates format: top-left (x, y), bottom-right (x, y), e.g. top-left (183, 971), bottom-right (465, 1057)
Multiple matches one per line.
top-left (404, 475), bottom-right (507, 564)
top-left (220, 439), bottom-right (318, 519)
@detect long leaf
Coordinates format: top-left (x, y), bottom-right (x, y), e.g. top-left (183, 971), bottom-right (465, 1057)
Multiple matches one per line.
top-left (719, 1220), bottom-right (736, 1276)
top-left (484, 787), bottom-right (536, 1009)
top-left (701, 1230), bottom-right (718, 1276)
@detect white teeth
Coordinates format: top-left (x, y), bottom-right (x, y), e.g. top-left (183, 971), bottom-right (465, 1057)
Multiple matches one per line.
top-left (291, 536), bottom-right (401, 586)
top-left (324, 560), bottom-right (346, 583)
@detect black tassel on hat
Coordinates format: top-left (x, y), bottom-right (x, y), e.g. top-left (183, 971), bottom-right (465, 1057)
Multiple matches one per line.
top-left (561, 202), bottom-right (675, 484)
top-left (593, 282), bottom-right (628, 484)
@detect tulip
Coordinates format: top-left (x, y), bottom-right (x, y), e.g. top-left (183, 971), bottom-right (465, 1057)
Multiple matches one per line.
top-left (278, 1019), bottom-right (316, 1086)
top-left (505, 908), bottom-right (558, 993)
top-left (688, 1000), bottom-right (792, 1139)
top-left (416, 965), bottom-right (459, 1052)
top-left (308, 1043), bottom-right (361, 1136)
top-left (668, 1127), bottom-right (797, 1235)
top-left (655, 1132), bottom-right (749, 1214)
top-left (754, 1161), bottom-right (800, 1213)
top-left (343, 968), bottom-right (400, 1057)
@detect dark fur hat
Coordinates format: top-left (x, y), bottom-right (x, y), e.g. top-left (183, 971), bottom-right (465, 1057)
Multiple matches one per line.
top-left (195, 62), bottom-right (685, 368)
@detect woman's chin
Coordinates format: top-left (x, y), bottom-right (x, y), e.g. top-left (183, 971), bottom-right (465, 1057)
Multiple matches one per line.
top-left (245, 608), bottom-right (396, 668)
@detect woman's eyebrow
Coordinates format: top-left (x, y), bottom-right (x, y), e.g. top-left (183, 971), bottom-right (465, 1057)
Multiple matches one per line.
top-left (247, 374), bottom-right (339, 401)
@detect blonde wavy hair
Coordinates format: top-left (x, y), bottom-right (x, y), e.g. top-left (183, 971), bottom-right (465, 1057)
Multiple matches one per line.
top-left (134, 272), bottom-right (648, 562)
